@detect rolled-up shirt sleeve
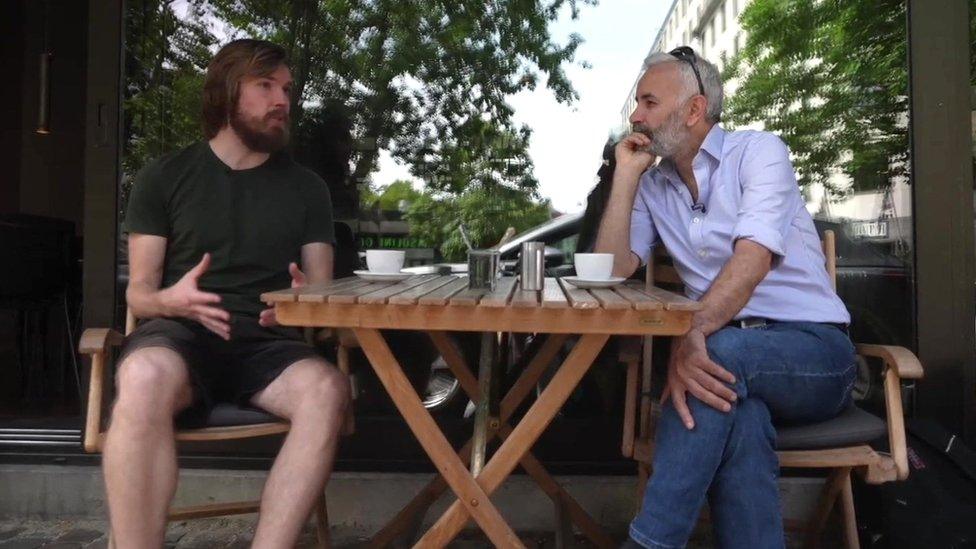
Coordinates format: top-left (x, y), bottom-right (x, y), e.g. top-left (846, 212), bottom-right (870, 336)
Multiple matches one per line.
top-left (629, 178), bottom-right (659, 266)
top-left (732, 134), bottom-right (800, 260)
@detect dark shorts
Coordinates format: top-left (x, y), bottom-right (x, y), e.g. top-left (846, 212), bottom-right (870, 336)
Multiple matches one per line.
top-left (118, 316), bottom-right (321, 427)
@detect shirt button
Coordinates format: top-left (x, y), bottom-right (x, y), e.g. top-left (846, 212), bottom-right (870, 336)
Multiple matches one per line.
top-left (692, 217), bottom-right (701, 224)
top-left (698, 249), bottom-right (708, 258)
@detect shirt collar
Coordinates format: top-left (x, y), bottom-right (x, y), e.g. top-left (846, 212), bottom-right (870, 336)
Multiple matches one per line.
top-left (699, 123), bottom-right (726, 162)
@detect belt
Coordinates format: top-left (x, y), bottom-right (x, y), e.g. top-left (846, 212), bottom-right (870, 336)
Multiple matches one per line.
top-left (725, 317), bottom-right (849, 334)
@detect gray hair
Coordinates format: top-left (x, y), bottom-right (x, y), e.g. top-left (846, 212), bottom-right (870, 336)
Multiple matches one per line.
top-left (642, 51), bottom-right (723, 123)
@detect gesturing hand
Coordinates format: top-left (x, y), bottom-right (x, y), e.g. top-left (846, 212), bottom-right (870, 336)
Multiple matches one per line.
top-left (160, 253), bottom-right (231, 340)
top-left (259, 262), bottom-right (306, 327)
top-left (661, 329), bottom-right (738, 429)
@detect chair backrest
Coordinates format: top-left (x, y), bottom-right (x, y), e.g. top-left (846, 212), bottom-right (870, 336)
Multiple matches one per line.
top-left (823, 230), bottom-right (837, 289)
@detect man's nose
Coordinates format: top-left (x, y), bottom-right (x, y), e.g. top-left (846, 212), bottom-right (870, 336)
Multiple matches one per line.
top-left (275, 88), bottom-right (290, 109)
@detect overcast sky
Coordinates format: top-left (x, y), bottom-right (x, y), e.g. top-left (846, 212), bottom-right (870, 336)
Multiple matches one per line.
top-left (373, 1), bottom-right (670, 213)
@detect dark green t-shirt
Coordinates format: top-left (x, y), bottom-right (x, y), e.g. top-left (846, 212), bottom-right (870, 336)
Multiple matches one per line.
top-left (124, 142), bottom-right (335, 317)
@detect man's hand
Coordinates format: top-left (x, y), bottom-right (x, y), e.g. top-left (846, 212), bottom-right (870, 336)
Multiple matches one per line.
top-left (661, 329), bottom-right (738, 429)
top-left (158, 253), bottom-right (231, 340)
top-left (615, 132), bottom-right (657, 176)
top-left (259, 262), bottom-right (306, 327)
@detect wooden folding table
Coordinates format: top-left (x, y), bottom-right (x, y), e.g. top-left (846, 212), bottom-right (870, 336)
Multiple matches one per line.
top-left (262, 274), bottom-right (699, 548)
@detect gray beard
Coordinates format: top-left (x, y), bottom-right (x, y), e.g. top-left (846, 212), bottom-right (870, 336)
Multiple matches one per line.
top-left (633, 109), bottom-right (688, 159)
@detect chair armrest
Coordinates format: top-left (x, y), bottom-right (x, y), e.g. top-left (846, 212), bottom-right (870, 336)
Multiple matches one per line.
top-left (856, 343), bottom-right (923, 481)
top-left (856, 343), bottom-right (924, 379)
top-left (79, 328), bottom-right (124, 355)
top-left (79, 328), bottom-right (123, 453)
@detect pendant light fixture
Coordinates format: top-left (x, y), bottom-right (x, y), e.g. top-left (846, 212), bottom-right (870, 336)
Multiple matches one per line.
top-left (36, 0), bottom-right (52, 135)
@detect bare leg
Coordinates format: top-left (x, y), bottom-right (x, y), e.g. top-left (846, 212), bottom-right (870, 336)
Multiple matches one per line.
top-left (102, 347), bottom-right (193, 548)
top-left (249, 358), bottom-right (350, 549)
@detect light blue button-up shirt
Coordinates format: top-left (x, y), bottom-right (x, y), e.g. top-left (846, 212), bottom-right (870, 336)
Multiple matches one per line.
top-left (629, 125), bottom-right (850, 324)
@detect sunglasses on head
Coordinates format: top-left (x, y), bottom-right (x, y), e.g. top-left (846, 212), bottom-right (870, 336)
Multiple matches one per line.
top-left (668, 46), bottom-right (705, 97)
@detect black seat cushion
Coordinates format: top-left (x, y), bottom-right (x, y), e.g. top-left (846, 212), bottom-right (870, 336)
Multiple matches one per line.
top-left (775, 405), bottom-right (887, 450)
top-left (203, 403), bottom-right (283, 428)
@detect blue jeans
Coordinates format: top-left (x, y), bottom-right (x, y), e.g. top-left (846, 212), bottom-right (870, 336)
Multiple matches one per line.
top-left (629, 322), bottom-right (856, 549)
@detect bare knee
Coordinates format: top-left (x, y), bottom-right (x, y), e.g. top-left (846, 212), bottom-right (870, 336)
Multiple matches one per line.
top-left (113, 347), bottom-right (193, 423)
top-left (272, 360), bottom-right (350, 422)
top-left (301, 362), bottom-right (351, 414)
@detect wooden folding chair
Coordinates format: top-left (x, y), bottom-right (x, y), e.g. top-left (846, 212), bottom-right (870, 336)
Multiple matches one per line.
top-left (620, 230), bottom-right (924, 548)
top-left (79, 307), bottom-right (339, 548)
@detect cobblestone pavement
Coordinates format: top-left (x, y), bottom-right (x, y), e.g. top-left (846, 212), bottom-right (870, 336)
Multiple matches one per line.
top-left (0, 518), bottom-right (617, 549)
top-left (0, 517), bottom-right (819, 548)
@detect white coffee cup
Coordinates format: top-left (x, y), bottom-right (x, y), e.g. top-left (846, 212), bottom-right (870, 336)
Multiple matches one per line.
top-left (366, 250), bottom-right (405, 274)
top-left (574, 253), bottom-right (614, 280)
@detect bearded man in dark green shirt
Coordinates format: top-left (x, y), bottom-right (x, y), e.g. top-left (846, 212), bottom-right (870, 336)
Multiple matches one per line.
top-left (104, 39), bottom-right (348, 548)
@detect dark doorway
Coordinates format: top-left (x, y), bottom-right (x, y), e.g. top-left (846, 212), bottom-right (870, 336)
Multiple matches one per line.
top-left (0, 0), bottom-right (90, 446)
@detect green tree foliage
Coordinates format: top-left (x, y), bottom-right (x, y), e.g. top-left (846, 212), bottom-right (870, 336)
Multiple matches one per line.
top-left (123, 0), bottom-right (591, 223)
top-left (123, 0), bottom-right (215, 203)
top-left (410, 118), bottom-right (537, 194)
top-left (194, 0), bottom-right (593, 195)
top-left (406, 187), bottom-right (551, 262)
top-left (378, 180), bottom-right (423, 211)
top-left (360, 179), bottom-right (423, 211)
top-left (723, 0), bottom-right (909, 194)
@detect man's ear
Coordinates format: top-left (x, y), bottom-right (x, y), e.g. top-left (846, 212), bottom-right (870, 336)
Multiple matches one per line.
top-left (686, 95), bottom-right (708, 127)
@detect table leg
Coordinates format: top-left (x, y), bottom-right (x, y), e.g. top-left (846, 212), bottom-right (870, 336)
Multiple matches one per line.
top-left (368, 333), bottom-right (564, 548)
top-left (471, 332), bottom-right (497, 476)
top-left (432, 332), bottom-right (615, 549)
top-left (367, 332), bottom-right (616, 548)
top-left (352, 328), bottom-right (525, 549)
top-left (417, 333), bottom-right (611, 547)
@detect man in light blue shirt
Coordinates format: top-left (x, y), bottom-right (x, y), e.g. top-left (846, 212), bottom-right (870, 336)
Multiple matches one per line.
top-left (597, 48), bottom-right (855, 549)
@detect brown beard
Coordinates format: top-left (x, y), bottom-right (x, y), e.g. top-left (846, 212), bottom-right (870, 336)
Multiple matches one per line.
top-left (229, 109), bottom-right (290, 153)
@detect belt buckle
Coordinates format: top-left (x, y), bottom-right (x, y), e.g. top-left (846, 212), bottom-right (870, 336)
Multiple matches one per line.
top-left (739, 318), bottom-right (767, 329)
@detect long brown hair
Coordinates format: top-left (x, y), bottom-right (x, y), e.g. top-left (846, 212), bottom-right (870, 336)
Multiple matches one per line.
top-left (201, 39), bottom-right (288, 139)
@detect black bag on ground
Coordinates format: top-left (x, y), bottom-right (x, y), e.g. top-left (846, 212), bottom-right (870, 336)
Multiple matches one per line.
top-left (855, 419), bottom-right (976, 548)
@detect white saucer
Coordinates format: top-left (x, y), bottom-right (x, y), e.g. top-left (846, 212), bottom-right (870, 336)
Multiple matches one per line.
top-left (563, 276), bottom-right (626, 289)
top-left (354, 270), bottom-right (413, 282)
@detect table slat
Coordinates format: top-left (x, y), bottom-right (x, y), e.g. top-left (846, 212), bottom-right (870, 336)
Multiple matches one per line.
top-left (328, 281), bottom-right (399, 304)
top-left (261, 277), bottom-right (365, 303)
top-left (479, 277), bottom-right (518, 308)
top-left (613, 284), bottom-right (665, 310)
top-left (623, 280), bottom-right (700, 311)
top-left (357, 274), bottom-right (440, 304)
top-left (590, 288), bottom-right (632, 309)
top-left (541, 278), bottom-right (568, 308)
top-left (510, 284), bottom-right (539, 308)
top-left (298, 276), bottom-right (369, 303)
top-left (388, 275), bottom-right (460, 305)
top-left (418, 277), bottom-right (470, 305)
top-left (450, 285), bottom-right (491, 306)
top-left (557, 278), bottom-right (600, 309)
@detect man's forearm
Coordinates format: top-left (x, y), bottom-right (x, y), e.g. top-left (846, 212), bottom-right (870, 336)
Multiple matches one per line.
top-left (126, 282), bottom-right (172, 319)
top-left (594, 167), bottom-right (643, 277)
top-left (693, 240), bottom-right (772, 336)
